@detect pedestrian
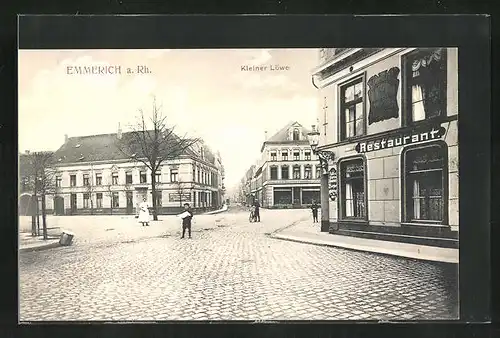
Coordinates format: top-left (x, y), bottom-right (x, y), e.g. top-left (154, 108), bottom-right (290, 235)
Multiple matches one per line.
top-left (310, 200), bottom-right (319, 223)
top-left (179, 203), bottom-right (193, 239)
top-left (138, 197), bottom-right (150, 226)
top-left (253, 199), bottom-right (261, 222)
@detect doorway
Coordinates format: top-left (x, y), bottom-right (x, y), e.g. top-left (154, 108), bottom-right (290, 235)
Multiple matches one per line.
top-left (54, 196), bottom-right (65, 215)
top-left (126, 192), bottom-right (134, 214)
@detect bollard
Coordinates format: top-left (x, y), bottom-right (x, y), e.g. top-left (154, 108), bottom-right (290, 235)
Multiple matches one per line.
top-left (59, 231), bottom-right (75, 246)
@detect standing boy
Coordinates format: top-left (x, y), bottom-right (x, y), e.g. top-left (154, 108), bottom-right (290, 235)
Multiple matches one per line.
top-left (181, 203), bottom-right (193, 239)
top-left (311, 200), bottom-right (319, 223)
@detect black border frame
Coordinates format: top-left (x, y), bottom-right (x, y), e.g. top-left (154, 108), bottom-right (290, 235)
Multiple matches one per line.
top-left (2, 14), bottom-right (490, 338)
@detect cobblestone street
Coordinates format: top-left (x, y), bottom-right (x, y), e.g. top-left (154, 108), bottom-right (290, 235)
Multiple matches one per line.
top-left (19, 208), bottom-right (458, 321)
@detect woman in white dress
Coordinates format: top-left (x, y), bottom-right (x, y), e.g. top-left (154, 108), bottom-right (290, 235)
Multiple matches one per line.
top-left (138, 198), bottom-right (150, 226)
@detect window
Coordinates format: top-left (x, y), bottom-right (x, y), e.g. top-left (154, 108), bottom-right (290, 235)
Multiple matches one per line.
top-left (270, 166), bottom-right (278, 180)
top-left (70, 193), bottom-right (77, 210)
top-left (282, 151), bottom-right (288, 161)
top-left (304, 166), bottom-right (312, 179)
top-left (293, 166), bottom-right (301, 179)
top-left (155, 172), bottom-right (161, 183)
top-left (293, 152), bottom-right (300, 161)
top-left (340, 77), bottom-right (365, 140)
top-left (140, 171), bottom-right (147, 183)
top-left (125, 172), bottom-right (133, 184)
top-left (271, 152), bottom-right (277, 161)
top-left (293, 128), bottom-right (300, 141)
top-left (404, 48), bottom-right (447, 124)
top-left (404, 143), bottom-right (447, 223)
top-left (340, 159), bottom-right (366, 219)
top-left (193, 166), bottom-right (196, 181)
top-left (83, 174), bottom-right (90, 186)
top-left (83, 193), bottom-right (90, 209)
top-left (96, 193), bottom-right (103, 208)
top-left (281, 166), bottom-right (289, 180)
top-left (56, 176), bottom-right (62, 187)
top-left (305, 152), bottom-right (311, 161)
top-left (316, 165), bottom-right (322, 179)
top-left (170, 169), bottom-right (178, 182)
top-left (112, 173), bottom-right (119, 185)
top-left (112, 192), bottom-right (119, 208)
top-left (197, 168), bottom-right (200, 183)
top-left (96, 173), bottom-right (102, 186)
top-left (70, 175), bottom-right (76, 187)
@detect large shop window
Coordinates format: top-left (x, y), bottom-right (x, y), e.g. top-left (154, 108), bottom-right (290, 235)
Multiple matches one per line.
top-left (340, 77), bottom-right (365, 140)
top-left (403, 143), bottom-right (447, 224)
top-left (340, 159), bottom-right (366, 219)
top-left (404, 48), bottom-right (447, 124)
top-left (270, 166), bottom-right (278, 180)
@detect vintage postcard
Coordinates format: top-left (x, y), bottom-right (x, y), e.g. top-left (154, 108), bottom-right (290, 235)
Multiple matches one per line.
top-left (18, 47), bottom-right (459, 321)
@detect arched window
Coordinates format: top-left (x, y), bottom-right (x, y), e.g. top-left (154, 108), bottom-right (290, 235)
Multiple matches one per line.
top-left (402, 142), bottom-right (448, 223)
top-left (293, 128), bottom-right (300, 141)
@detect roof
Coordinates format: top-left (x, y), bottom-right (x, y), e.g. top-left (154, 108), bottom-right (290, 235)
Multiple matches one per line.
top-left (53, 130), bottom-right (199, 164)
top-left (261, 121), bottom-right (311, 151)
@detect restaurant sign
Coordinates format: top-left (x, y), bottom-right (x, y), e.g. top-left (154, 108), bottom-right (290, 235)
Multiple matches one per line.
top-left (355, 126), bottom-right (446, 153)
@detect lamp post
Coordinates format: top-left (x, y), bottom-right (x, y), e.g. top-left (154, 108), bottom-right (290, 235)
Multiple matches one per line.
top-left (307, 125), bottom-right (335, 232)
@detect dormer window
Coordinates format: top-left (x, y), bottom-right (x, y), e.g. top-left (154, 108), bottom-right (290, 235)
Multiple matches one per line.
top-left (293, 128), bottom-right (300, 141)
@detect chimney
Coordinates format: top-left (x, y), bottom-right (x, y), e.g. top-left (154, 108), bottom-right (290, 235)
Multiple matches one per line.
top-left (264, 131), bottom-right (268, 140)
top-left (64, 134), bottom-right (68, 143)
top-left (117, 123), bottom-right (122, 140)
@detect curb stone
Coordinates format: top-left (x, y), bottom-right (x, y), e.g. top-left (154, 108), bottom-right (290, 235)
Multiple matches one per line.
top-left (19, 241), bottom-right (62, 253)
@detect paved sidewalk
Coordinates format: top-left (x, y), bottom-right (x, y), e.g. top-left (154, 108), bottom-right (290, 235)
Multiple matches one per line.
top-left (271, 220), bottom-right (459, 264)
top-left (19, 232), bottom-right (61, 253)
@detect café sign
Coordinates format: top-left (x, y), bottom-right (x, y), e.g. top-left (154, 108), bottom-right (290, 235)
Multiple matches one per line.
top-left (355, 126), bottom-right (446, 153)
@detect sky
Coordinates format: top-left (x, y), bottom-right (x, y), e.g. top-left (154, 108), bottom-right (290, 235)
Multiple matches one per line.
top-left (18, 48), bottom-right (320, 192)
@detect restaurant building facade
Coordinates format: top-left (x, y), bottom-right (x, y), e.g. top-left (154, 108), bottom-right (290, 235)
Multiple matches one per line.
top-left (312, 48), bottom-right (458, 249)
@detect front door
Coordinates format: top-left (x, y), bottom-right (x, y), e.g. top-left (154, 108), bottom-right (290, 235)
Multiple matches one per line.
top-left (126, 192), bottom-right (133, 214)
top-left (54, 196), bottom-right (65, 215)
top-left (293, 187), bottom-right (301, 205)
top-left (70, 194), bottom-right (77, 214)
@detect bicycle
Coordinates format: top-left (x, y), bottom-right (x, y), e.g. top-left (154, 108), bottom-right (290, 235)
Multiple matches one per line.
top-left (249, 210), bottom-right (256, 222)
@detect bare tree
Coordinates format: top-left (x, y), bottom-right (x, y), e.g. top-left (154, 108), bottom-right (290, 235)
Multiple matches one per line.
top-left (84, 160), bottom-right (96, 215)
top-left (173, 180), bottom-right (190, 208)
top-left (25, 151), bottom-right (58, 240)
top-left (116, 97), bottom-right (200, 221)
top-left (104, 182), bottom-right (114, 215)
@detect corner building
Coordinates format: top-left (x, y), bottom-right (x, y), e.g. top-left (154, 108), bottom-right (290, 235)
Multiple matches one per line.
top-left (37, 130), bottom-right (225, 215)
top-left (312, 48), bottom-right (458, 249)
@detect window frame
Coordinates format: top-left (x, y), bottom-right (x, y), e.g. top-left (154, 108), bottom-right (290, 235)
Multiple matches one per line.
top-left (292, 165), bottom-right (301, 180)
top-left (304, 151), bottom-right (311, 161)
top-left (281, 165), bottom-right (289, 180)
top-left (402, 48), bottom-right (448, 128)
top-left (292, 128), bottom-right (300, 141)
top-left (70, 174), bottom-right (77, 187)
top-left (282, 151), bottom-right (288, 161)
top-left (112, 192), bottom-right (120, 208)
top-left (96, 192), bottom-right (103, 208)
top-left (338, 73), bottom-right (367, 142)
top-left (95, 173), bottom-right (103, 186)
top-left (270, 152), bottom-right (277, 161)
top-left (83, 193), bottom-right (90, 209)
top-left (401, 141), bottom-right (449, 226)
top-left (304, 165), bottom-right (312, 179)
top-left (337, 156), bottom-right (368, 222)
top-left (293, 151), bottom-right (300, 161)
top-left (270, 166), bottom-right (278, 180)
top-left (139, 171), bottom-right (147, 184)
top-left (170, 169), bottom-right (179, 183)
top-left (55, 176), bottom-right (62, 188)
top-left (112, 172), bottom-right (119, 185)
top-left (125, 172), bottom-right (133, 184)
